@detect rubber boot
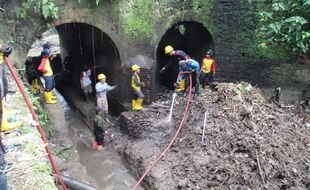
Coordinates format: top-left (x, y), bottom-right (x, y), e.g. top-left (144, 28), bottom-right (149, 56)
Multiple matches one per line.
top-left (132, 99), bottom-right (138, 110)
top-left (176, 79), bottom-right (185, 92)
top-left (50, 90), bottom-right (57, 99)
top-left (44, 91), bottom-right (57, 104)
top-left (135, 98), bottom-right (144, 111)
top-left (1, 100), bottom-right (22, 132)
top-left (30, 79), bottom-right (40, 94)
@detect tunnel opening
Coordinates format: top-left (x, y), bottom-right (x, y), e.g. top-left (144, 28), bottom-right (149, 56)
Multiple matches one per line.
top-left (156, 21), bottom-right (214, 89)
top-left (25, 23), bottom-right (123, 115)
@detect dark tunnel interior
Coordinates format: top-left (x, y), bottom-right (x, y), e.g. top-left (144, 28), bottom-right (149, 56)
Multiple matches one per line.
top-left (156, 21), bottom-right (214, 89)
top-left (55, 23), bottom-right (122, 115)
top-left (25, 23), bottom-right (123, 115)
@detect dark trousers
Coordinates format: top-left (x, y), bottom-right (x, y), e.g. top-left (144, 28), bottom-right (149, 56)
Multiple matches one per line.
top-left (43, 76), bottom-right (55, 92)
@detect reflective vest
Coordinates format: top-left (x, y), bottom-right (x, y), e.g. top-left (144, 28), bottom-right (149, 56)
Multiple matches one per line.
top-left (43, 58), bottom-right (53, 76)
top-left (202, 58), bottom-right (214, 74)
top-left (0, 53), bottom-right (3, 64)
top-left (131, 73), bottom-right (141, 91)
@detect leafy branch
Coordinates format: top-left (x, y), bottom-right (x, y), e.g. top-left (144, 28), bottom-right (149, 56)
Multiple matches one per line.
top-left (16, 0), bottom-right (58, 20)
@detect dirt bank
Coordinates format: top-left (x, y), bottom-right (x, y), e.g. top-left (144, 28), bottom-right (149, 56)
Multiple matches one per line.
top-left (116, 83), bottom-right (310, 189)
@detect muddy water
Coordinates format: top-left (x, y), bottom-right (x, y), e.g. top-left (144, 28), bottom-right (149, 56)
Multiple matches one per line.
top-left (59, 96), bottom-right (143, 190)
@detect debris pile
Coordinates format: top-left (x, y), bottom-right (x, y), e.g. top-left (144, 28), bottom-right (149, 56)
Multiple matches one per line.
top-left (119, 82), bottom-right (310, 189)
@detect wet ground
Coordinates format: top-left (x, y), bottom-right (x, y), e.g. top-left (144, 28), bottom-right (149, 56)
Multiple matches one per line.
top-left (58, 93), bottom-right (143, 190)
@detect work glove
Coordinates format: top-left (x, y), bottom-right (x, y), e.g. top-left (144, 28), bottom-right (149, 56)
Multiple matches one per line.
top-left (140, 82), bottom-right (145, 87)
top-left (3, 47), bottom-right (12, 57)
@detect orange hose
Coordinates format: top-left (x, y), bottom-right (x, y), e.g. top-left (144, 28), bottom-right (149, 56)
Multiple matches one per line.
top-left (131, 72), bottom-right (193, 190)
top-left (3, 56), bottom-right (68, 190)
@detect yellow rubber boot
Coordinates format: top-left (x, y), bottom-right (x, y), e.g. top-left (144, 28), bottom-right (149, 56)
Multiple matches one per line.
top-left (176, 79), bottom-right (185, 92)
top-left (30, 79), bottom-right (40, 94)
top-left (132, 99), bottom-right (137, 110)
top-left (44, 91), bottom-right (57, 104)
top-left (50, 90), bottom-right (57, 99)
top-left (135, 98), bottom-right (144, 111)
top-left (1, 100), bottom-right (22, 132)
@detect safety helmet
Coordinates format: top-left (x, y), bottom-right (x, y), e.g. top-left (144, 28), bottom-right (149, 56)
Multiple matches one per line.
top-left (164, 45), bottom-right (174, 54)
top-left (206, 49), bottom-right (214, 57)
top-left (98, 73), bottom-right (106, 80)
top-left (43, 43), bottom-right (51, 49)
top-left (132, 64), bottom-right (140, 72)
top-left (178, 60), bottom-right (186, 67)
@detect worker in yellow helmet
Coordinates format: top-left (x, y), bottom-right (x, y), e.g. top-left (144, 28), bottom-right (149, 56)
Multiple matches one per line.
top-left (131, 64), bottom-right (145, 111)
top-left (161, 45), bottom-right (190, 73)
top-left (95, 73), bottom-right (116, 112)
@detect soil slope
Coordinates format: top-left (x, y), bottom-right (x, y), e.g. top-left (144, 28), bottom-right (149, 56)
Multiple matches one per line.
top-left (117, 83), bottom-right (310, 190)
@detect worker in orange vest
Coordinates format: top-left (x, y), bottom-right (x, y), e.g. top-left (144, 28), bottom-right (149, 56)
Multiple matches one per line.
top-left (200, 49), bottom-right (216, 89)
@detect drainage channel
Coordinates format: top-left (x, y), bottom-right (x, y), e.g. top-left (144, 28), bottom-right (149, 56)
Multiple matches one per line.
top-left (58, 94), bottom-right (144, 190)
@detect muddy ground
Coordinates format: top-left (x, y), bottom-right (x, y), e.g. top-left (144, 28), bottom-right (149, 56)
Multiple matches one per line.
top-left (115, 83), bottom-right (310, 190)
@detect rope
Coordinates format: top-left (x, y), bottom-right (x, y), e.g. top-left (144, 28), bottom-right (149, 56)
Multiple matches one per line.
top-left (4, 56), bottom-right (68, 190)
top-left (131, 72), bottom-right (193, 190)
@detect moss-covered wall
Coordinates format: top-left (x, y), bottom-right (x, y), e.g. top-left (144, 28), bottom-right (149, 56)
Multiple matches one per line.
top-left (0, 0), bottom-right (308, 104)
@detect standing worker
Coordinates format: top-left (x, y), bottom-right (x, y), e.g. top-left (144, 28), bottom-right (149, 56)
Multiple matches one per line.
top-left (200, 49), bottom-right (216, 88)
top-left (95, 73), bottom-right (116, 112)
top-left (92, 107), bottom-right (111, 151)
top-left (0, 43), bottom-right (15, 190)
top-left (131, 64), bottom-right (144, 111)
top-left (80, 65), bottom-right (92, 102)
top-left (38, 43), bottom-right (57, 104)
top-left (175, 59), bottom-right (200, 98)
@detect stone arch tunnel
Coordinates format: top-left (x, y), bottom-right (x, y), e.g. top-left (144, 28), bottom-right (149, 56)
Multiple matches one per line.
top-left (156, 21), bottom-right (214, 89)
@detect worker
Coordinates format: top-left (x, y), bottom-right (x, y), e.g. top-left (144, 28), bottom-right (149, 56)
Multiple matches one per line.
top-left (200, 49), bottom-right (216, 88)
top-left (95, 73), bottom-right (116, 112)
top-left (38, 43), bottom-right (57, 104)
top-left (0, 44), bottom-right (15, 190)
top-left (160, 45), bottom-right (190, 73)
top-left (92, 107), bottom-right (111, 151)
top-left (80, 65), bottom-right (92, 102)
top-left (131, 64), bottom-right (144, 111)
top-left (175, 59), bottom-right (200, 98)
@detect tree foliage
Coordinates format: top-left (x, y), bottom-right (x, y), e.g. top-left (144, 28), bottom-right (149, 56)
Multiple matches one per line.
top-left (17, 0), bottom-right (58, 20)
top-left (257, 0), bottom-right (310, 56)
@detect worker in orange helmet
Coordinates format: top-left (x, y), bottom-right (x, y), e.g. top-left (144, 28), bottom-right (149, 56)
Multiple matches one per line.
top-left (199, 49), bottom-right (216, 88)
top-left (160, 45), bottom-right (190, 73)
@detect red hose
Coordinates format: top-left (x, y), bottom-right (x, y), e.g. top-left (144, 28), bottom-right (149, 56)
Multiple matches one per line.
top-left (131, 73), bottom-right (193, 190)
top-left (3, 56), bottom-right (68, 190)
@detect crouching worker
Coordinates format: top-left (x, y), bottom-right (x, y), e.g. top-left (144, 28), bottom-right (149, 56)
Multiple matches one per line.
top-left (131, 64), bottom-right (144, 111)
top-left (175, 59), bottom-right (200, 98)
top-left (92, 107), bottom-right (111, 151)
top-left (38, 43), bottom-right (57, 104)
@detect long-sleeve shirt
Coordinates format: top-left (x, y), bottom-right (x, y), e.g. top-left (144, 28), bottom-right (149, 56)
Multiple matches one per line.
top-left (163, 50), bottom-right (190, 71)
top-left (177, 59), bottom-right (200, 82)
top-left (95, 82), bottom-right (115, 98)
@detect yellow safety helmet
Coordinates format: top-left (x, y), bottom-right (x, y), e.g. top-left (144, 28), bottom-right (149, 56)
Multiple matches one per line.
top-left (132, 64), bottom-right (140, 72)
top-left (98, 73), bottom-right (106, 80)
top-left (164, 45), bottom-right (174, 54)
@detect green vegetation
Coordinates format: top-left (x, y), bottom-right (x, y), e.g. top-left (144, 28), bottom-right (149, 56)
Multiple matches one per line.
top-left (17, 0), bottom-right (58, 20)
top-left (257, 0), bottom-right (310, 57)
top-left (121, 0), bottom-right (154, 42)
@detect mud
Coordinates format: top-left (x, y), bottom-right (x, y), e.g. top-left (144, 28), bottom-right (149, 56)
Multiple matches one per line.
top-left (116, 83), bottom-right (310, 190)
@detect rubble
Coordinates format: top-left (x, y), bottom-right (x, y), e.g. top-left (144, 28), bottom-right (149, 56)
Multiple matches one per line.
top-left (117, 82), bottom-right (310, 189)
